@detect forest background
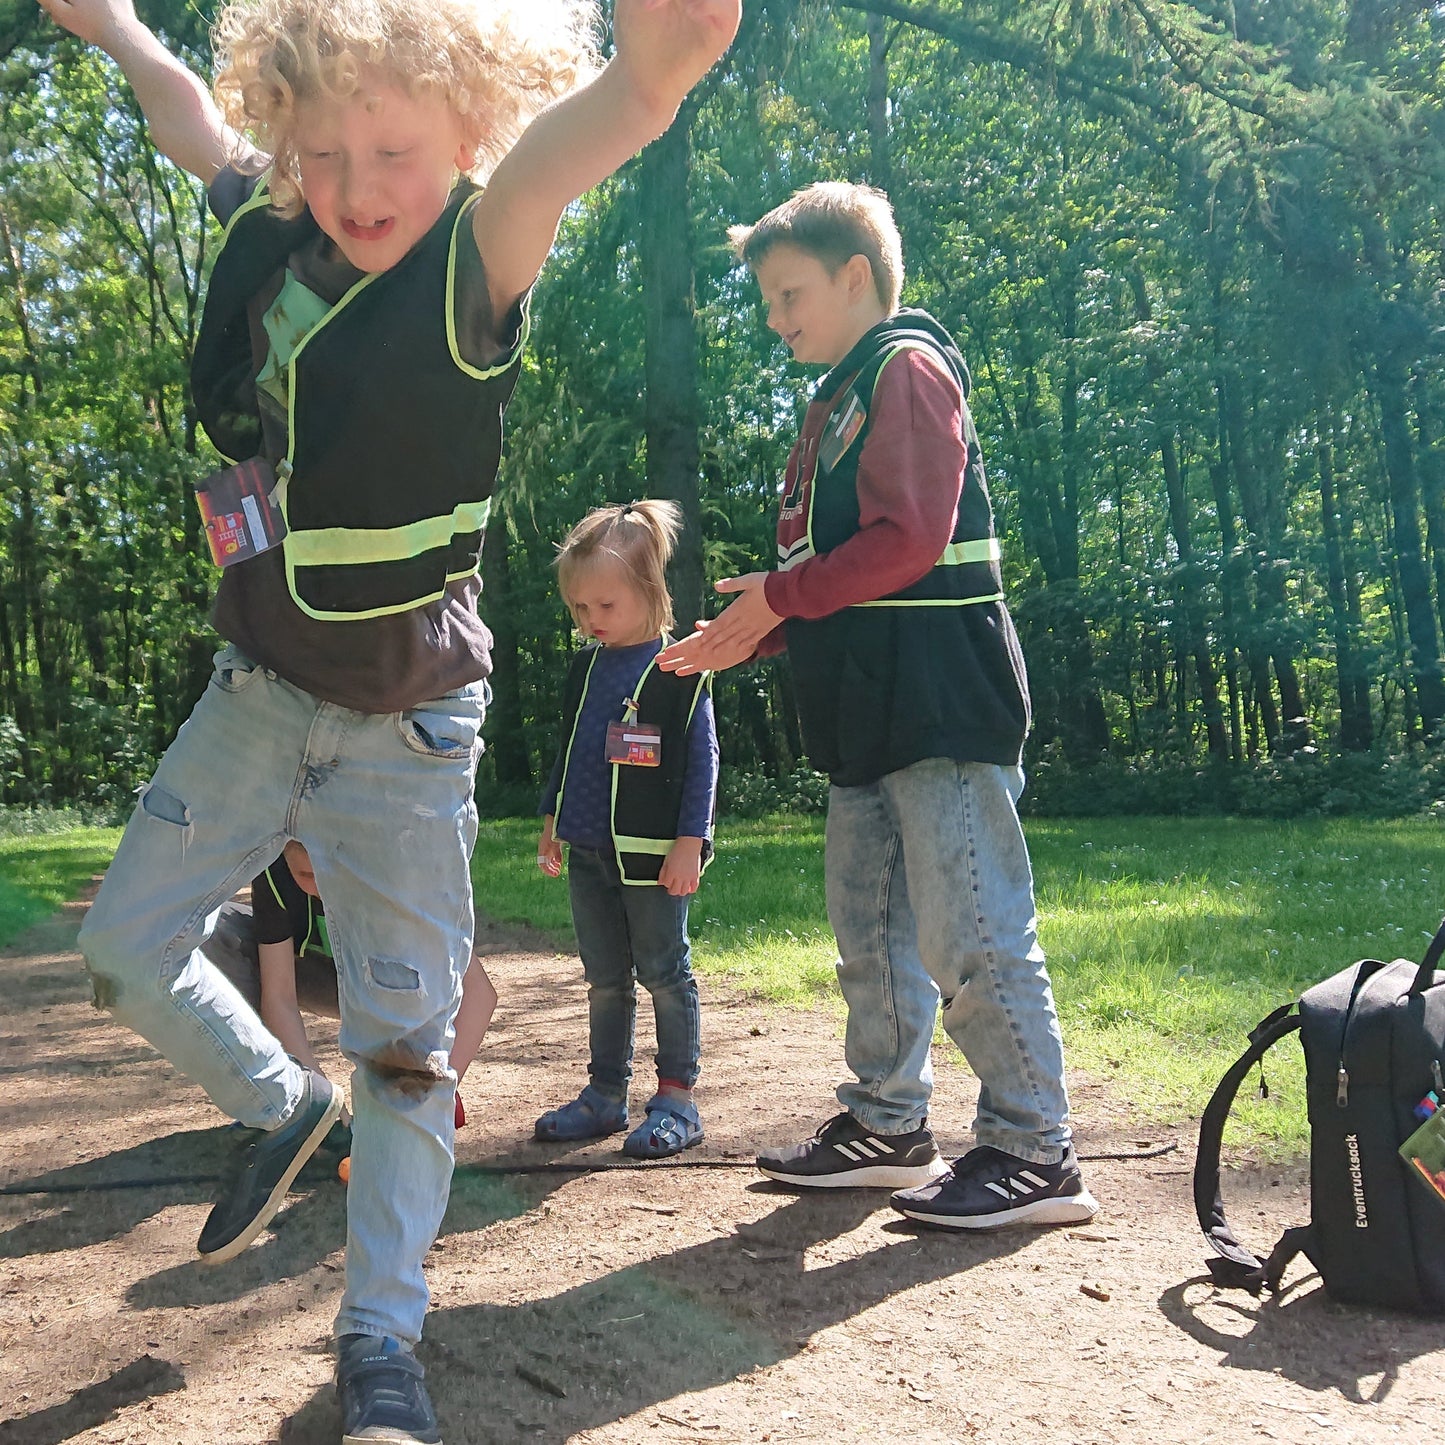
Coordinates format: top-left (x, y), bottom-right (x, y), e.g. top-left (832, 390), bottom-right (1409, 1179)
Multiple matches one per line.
top-left (0, 0), bottom-right (1443, 822)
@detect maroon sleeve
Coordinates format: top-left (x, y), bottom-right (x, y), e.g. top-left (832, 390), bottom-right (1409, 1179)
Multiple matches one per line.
top-left (762, 349), bottom-right (968, 619)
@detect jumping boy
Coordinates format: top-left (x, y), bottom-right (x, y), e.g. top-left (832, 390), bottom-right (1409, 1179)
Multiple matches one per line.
top-left (659, 182), bottom-right (1098, 1231)
top-left (41, 0), bottom-right (739, 1439)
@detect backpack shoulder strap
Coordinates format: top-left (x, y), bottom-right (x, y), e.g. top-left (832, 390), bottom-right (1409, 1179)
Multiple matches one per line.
top-left (1193, 1000), bottom-right (1304, 1293)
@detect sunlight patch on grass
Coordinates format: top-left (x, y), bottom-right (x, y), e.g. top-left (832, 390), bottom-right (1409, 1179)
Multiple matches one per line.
top-left (0, 827), bottom-right (122, 948)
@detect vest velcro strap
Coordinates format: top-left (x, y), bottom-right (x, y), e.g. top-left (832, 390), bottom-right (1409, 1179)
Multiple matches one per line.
top-left (286, 499), bottom-right (491, 567)
top-left (937, 537), bottom-right (1000, 567)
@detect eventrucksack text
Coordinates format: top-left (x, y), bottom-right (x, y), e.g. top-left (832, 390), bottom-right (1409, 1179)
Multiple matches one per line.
top-left (1193, 919), bottom-right (1445, 1313)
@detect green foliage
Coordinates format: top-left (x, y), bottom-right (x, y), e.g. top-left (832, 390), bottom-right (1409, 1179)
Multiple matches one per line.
top-left (717, 764), bottom-right (829, 818)
top-left (1023, 746), bottom-right (1445, 818)
top-left (3, 2), bottom-right (1445, 810)
top-left (0, 817), bottom-right (121, 945)
top-left (468, 811), bottom-right (1445, 1151)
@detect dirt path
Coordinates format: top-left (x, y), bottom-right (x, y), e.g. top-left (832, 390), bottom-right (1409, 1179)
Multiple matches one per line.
top-left (1, 891), bottom-right (1441, 1444)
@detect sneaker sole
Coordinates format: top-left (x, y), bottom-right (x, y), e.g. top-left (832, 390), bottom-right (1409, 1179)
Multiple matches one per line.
top-left (342, 1429), bottom-right (441, 1445)
top-left (758, 1156), bottom-right (950, 1190)
top-left (893, 1187), bottom-right (1100, 1230)
top-left (343, 1429), bottom-right (441, 1444)
top-left (198, 1088), bottom-right (343, 1265)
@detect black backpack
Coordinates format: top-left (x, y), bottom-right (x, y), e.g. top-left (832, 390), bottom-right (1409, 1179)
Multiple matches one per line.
top-left (1194, 919), bottom-right (1445, 1313)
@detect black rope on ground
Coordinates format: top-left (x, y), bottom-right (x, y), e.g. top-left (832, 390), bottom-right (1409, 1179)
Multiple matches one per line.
top-left (0, 1140), bottom-right (1178, 1196)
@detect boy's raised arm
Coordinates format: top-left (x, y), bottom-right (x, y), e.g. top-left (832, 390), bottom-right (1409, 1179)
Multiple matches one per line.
top-left (472, 0), bottom-right (740, 320)
top-left (39, 0), bottom-right (259, 182)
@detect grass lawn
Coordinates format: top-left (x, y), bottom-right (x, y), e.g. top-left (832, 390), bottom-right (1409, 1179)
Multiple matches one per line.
top-left (5, 810), bottom-right (1439, 1151)
top-left (0, 814), bottom-right (122, 945)
top-left (472, 814), bottom-right (1444, 1150)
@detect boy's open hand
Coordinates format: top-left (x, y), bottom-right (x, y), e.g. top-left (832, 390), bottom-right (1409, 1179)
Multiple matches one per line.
top-left (613, 0), bottom-right (742, 111)
top-left (35, 0), bottom-right (136, 48)
top-left (657, 572), bottom-right (780, 676)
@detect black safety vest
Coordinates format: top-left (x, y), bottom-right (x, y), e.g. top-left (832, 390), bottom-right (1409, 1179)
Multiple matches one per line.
top-left (780, 318), bottom-right (1003, 607)
top-left (783, 312), bottom-right (1031, 786)
top-left (191, 181), bottom-right (524, 620)
top-left (554, 643), bottom-right (713, 885)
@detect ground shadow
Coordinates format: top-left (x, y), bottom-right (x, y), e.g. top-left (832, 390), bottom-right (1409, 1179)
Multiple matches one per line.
top-left (1159, 1274), bottom-right (1442, 1403)
top-left (278, 1186), bottom-right (1041, 1443)
top-left (0, 1354), bottom-right (186, 1445)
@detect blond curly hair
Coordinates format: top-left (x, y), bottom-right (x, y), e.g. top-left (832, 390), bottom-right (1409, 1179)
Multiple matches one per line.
top-left (212, 0), bottom-right (600, 216)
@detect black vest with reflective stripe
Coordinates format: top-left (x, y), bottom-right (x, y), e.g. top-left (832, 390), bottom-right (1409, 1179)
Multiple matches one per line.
top-left (802, 316), bottom-right (1003, 608)
top-left (191, 182), bottom-right (523, 620)
top-left (555, 643), bottom-right (713, 885)
top-left (783, 311), bottom-right (1031, 785)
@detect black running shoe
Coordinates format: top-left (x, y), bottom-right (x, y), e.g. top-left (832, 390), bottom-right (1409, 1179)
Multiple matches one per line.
top-left (337, 1333), bottom-right (441, 1445)
top-left (196, 1069), bottom-right (340, 1263)
top-left (756, 1112), bottom-right (950, 1188)
top-left (891, 1143), bottom-right (1100, 1229)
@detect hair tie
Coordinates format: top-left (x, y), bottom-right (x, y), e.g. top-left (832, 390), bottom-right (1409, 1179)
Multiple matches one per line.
top-left (622, 502), bottom-right (635, 516)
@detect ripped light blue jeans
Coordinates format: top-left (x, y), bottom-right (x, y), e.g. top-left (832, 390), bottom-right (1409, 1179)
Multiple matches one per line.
top-left (826, 758), bottom-right (1073, 1166)
top-left (78, 644), bottom-right (483, 1344)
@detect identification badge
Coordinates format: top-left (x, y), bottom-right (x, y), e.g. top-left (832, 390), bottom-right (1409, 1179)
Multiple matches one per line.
top-left (195, 458), bottom-right (287, 568)
top-left (606, 720), bottom-right (662, 767)
top-left (818, 384), bottom-right (867, 473)
top-left (1401, 1100), bottom-right (1445, 1210)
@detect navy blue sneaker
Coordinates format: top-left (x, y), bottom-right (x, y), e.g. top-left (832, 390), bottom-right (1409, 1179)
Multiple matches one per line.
top-left (337, 1333), bottom-right (440, 1445)
top-left (756, 1112), bottom-right (949, 1188)
top-left (891, 1144), bottom-right (1099, 1229)
top-left (197, 1069), bottom-right (340, 1263)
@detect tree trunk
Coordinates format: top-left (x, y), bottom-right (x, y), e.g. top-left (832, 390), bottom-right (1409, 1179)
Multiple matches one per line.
top-left (1374, 342), bottom-right (1445, 737)
top-left (639, 111), bottom-right (704, 633)
top-left (866, 15), bottom-right (893, 192)
top-left (480, 510), bottom-right (532, 788)
top-left (1314, 404), bottom-right (1372, 749)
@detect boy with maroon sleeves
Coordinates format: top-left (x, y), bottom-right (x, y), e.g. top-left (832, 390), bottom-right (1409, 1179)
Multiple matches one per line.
top-left (660, 182), bottom-right (1098, 1230)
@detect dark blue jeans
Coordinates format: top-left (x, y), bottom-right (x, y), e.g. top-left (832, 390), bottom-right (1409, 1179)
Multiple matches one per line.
top-left (567, 846), bottom-right (701, 1097)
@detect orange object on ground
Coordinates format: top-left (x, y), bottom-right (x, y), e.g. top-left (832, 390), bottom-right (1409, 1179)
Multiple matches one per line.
top-left (338, 1156), bottom-right (351, 1184)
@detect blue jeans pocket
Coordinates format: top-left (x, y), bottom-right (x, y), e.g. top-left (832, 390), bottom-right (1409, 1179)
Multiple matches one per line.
top-left (210, 643), bottom-right (263, 693)
top-left (394, 683), bottom-right (487, 760)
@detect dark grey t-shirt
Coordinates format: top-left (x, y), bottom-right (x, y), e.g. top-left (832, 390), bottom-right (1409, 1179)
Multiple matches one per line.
top-left (205, 168), bottom-right (522, 713)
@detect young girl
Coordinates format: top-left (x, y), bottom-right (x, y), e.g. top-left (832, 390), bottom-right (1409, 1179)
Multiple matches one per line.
top-left (535, 501), bottom-right (718, 1158)
top-left (43, 0), bottom-right (738, 1438)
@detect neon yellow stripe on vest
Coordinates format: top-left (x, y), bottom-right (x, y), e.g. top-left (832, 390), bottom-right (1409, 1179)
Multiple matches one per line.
top-left (612, 835), bottom-right (673, 856)
top-left (285, 498), bottom-right (492, 567)
top-left (938, 537), bottom-right (1000, 566)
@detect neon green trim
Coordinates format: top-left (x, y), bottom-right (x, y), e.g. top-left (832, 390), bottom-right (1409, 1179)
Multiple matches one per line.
top-left (938, 538), bottom-right (1000, 566)
top-left (446, 195), bottom-right (533, 381)
top-left (614, 835), bottom-right (673, 856)
top-left (854, 592), bottom-right (1005, 609)
top-left (218, 172), bottom-right (275, 246)
top-left (209, 175), bottom-right (281, 463)
top-left (552, 648), bottom-right (600, 828)
top-left (285, 499), bottom-right (491, 567)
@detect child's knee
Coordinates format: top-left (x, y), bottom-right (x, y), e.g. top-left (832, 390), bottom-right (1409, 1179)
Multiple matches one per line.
top-left (355, 1041), bottom-right (453, 1100)
top-left (77, 900), bottom-right (140, 1013)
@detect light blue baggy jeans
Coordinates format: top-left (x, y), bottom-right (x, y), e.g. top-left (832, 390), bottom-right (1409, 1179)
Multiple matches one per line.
top-left (826, 758), bottom-right (1073, 1165)
top-left (78, 644), bottom-right (483, 1344)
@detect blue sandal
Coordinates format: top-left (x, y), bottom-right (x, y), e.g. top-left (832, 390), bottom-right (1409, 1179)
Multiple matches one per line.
top-left (534, 1085), bottom-right (628, 1142)
top-left (622, 1094), bottom-right (704, 1159)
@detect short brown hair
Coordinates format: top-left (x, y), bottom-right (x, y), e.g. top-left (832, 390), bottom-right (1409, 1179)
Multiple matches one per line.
top-left (728, 181), bottom-right (903, 313)
top-left (555, 500), bottom-right (682, 638)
